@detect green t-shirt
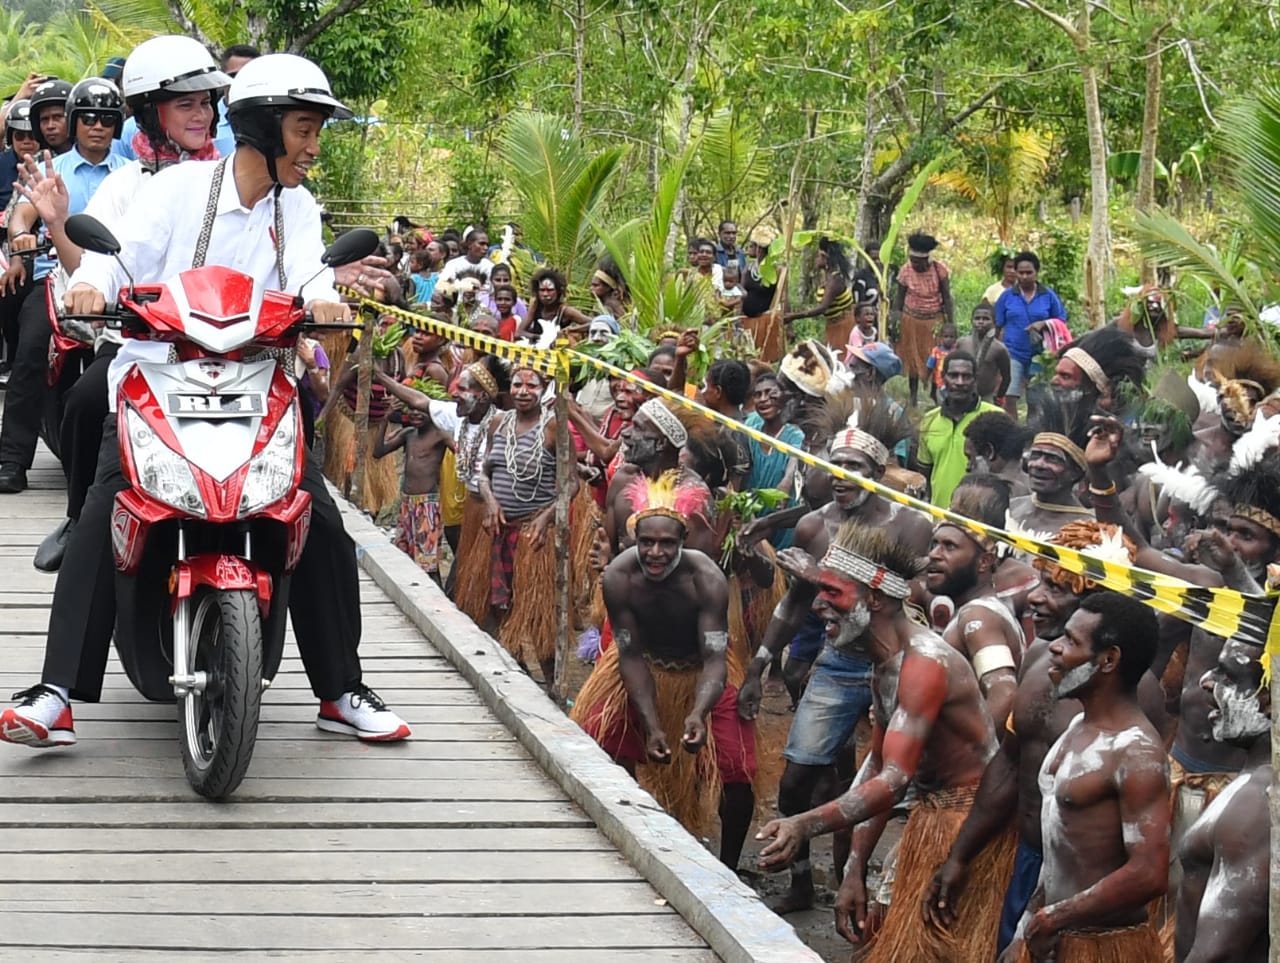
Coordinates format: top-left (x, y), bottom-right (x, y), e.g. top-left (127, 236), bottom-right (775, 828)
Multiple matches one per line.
top-left (917, 401), bottom-right (1003, 507)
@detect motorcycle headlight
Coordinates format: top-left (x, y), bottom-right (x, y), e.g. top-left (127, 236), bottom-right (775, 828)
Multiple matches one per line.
top-left (124, 407), bottom-right (206, 517)
top-left (239, 402), bottom-right (298, 517)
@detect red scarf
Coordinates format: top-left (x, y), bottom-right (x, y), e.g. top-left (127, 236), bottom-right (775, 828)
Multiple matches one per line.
top-left (130, 130), bottom-right (219, 169)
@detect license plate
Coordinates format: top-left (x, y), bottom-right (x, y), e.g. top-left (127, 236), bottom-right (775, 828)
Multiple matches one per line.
top-left (166, 393), bottom-right (266, 418)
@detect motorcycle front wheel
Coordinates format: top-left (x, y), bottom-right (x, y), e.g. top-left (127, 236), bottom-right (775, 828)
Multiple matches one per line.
top-left (179, 588), bottom-right (264, 799)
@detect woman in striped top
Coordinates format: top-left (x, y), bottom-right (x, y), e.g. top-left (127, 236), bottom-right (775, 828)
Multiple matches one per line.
top-left (784, 237), bottom-right (856, 356)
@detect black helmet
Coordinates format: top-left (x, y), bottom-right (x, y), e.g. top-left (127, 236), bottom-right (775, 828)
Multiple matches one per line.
top-left (4, 99), bottom-right (33, 148)
top-left (27, 78), bottom-right (72, 150)
top-left (66, 77), bottom-right (125, 139)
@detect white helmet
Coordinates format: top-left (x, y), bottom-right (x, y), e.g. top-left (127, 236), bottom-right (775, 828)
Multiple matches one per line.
top-left (226, 53), bottom-right (351, 120)
top-left (122, 35), bottom-right (231, 107)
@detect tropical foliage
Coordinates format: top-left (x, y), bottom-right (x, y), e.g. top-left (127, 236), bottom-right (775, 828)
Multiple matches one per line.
top-left (1134, 88), bottom-right (1280, 332)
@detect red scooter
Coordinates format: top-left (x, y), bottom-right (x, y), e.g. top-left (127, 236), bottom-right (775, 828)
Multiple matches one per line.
top-left (62, 214), bottom-right (376, 798)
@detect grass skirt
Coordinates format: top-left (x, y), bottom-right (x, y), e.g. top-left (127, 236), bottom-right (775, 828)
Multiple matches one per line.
top-left (499, 519), bottom-right (557, 664)
top-left (742, 313), bottom-right (785, 364)
top-left (865, 783), bottom-right (1016, 963)
top-left (1014, 923), bottom-right (1162, 963)
top-left (898, 311), bottom-right (942, 380)
top-left (570, 643), bottom-right (720, 834)
top-left (452, 494), bottom-right (494, 627)
top-left (824, 308), bottom-right (855, 356)
top-left (323, 399), bottom-right (401, 517)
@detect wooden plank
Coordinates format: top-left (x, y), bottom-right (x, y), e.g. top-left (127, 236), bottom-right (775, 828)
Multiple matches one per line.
top-left (1, 738), bottom-right (530, 759)
top-left (0, 775), bottom-right (565, 802)
top-left (0, 913), bottom-right (707, 951)
top-left (0, 800), bottom-right (591, 827)
top-left (0, 849), bottom-right (638, 883)
top-left (70, 703), bottom-right (497, 726)
top-left (50, 687), bottom-right (488, 707)
top-left (11, 950), bottom-right (718, 962)
top-left (0, 754), bottom-right (532, 781)
top-left (0, 881), bottom-right (674, 917)
top-left (0, 826), bottom-right (615, 853)
top-left (0, 671), bottom-right (476, 689)
top-left (26, 721), bottom-right (515, 741)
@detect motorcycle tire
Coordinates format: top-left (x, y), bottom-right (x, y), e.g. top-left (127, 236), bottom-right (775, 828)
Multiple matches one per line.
top-left (179, 587), bottom-right (264, 799)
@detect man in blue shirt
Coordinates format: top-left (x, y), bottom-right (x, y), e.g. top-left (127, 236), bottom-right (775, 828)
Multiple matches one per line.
top-left (994, 250), bottom-right (1066, 419)
top-left (714, 220), bottom-right (748, 272)
top-left (0, 80), bottom-right (128, 492)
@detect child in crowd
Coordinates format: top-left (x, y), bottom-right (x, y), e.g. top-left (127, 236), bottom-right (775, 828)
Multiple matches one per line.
top-left (717, 262), bottom-right (745, 314)
top-left (926, 322), bottom-right (958, 403)
top-left (375, 404), bottom-right (451, 584)
top-left (491, 284), bottom-right (521, 340)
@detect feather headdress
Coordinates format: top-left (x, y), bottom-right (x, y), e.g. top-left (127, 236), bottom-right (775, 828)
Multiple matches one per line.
top-left (624, 469), bottom-right (711, 537)
top-left (1033, 520), bottom-right (1137, 595)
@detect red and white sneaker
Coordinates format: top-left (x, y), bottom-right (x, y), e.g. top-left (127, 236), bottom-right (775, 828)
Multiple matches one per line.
top-left (316, 684), bottom-right (411, 742)
top-left (0, 685), bottom-right (76, 747)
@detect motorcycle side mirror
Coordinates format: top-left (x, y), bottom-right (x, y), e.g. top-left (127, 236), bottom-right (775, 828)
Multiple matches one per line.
top-left (296, 228), bottom-right (382, 307)
top-left (322, 228), bottom-right (380, 269)
top-left (63, 213), bottom-right (137, 297)
top-left (64, 214), bottom-right (122, 256)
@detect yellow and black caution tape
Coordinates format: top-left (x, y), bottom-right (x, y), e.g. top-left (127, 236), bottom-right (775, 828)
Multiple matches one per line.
top-left (336, 285), bottom-right (566, 380)
top-left (569, 350), bottom-right (1279, 653)
top-left (329, 287), bottom-right (1277, 653)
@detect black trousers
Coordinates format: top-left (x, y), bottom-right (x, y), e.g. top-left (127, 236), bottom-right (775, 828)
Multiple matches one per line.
top-left (42, 417), bottom-right (363, 703)
top-left (0, 278), bottom-right (51, 468)
top-left (58, 346), bottom-right (117, 520)
top-left (0, 272), bottom-right (33, 363)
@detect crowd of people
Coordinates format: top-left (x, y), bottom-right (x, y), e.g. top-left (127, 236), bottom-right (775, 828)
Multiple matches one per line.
top-left (0, 36), bottom-right (1275, 963)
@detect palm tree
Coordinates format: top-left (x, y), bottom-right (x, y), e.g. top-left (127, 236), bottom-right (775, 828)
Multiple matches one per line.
top-left (931, 125), bottom-right (1053, 245)
top-left (1134, 87), bottom-right (1280, 331)
top-left (498, 111), bottom-right (628, 287)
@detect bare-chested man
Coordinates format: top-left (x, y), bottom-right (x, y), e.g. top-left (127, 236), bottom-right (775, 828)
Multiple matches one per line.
top-left (955, 301), bottom-right (1011, 403)
top-left (374, 404), bottom-right (450, 583)
top-left (1175, 637), bottom-right (1270, 963)
top-left (756, 522), bottom-right (1013, 962)
top-left (1088, 415), bottom-right (1274, 904)
top-left (925, 506), bottom-right (1023, 729)
top-left (925, 523), bottom-right (1170, 956)
top-left (1003, 592), bottom-right (1169, 963)
top-left (737, 408), bottom-right (931, 914)
top-left (570, 478), bottom-right (755, 868)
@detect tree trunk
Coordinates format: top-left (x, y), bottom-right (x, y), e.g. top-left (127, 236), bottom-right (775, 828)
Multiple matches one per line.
top-left (571, 0), bottom-right (586, 133)
top-left (854, 78), bottom-right (879, 247)
top-left (551, 388), bottom-right (574, 702)
top-left (1081, 53), bottom-right (1112, 328)
top-left (1136, 24), bottom-right (1167, 286)
top-left (348, 310), bottom-right (374, 508)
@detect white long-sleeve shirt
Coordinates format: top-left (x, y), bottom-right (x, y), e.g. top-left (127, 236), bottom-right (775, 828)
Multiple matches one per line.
top-left (67, 154), bottom-right (339, 411)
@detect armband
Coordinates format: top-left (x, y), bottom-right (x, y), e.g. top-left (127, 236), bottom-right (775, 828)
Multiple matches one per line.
top-left (972, 645), bottom-right (1016, 679)
top-left (704, 630), bottom-right (728, 654)
top-left (755, 645), bottom-right (771, 663)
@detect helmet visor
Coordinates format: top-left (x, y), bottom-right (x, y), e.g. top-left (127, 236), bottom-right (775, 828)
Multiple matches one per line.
top-left (285, 86), bottom-right (353, 121)
top-left (159, 65), bottom-right (233, 93)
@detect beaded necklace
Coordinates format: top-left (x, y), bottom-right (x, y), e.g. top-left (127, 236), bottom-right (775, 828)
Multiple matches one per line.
top-left (501, 407), bottom-right (553, 502)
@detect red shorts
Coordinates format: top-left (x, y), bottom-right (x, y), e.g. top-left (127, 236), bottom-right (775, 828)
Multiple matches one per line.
top-left (580, 683), bottom-right (756, 785)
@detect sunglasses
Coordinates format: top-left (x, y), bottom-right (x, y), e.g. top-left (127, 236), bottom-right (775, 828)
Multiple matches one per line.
top-left (78, 112), bottom-right (118, 129)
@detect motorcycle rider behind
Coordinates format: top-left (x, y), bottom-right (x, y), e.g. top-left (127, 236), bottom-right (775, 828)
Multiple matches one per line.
top-left (0, 77), bottom-right (124, 495)
top-left (0, 53), bottom-right (411, 747)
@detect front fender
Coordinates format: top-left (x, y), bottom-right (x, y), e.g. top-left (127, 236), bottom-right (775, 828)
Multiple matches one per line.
top-left (170, 554), bottom-right (273, 617)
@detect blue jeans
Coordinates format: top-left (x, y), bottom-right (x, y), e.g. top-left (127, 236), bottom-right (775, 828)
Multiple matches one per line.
top-left (783, 644), bottom-right (874, 766)
top-left (998, 839), bottom-right (1043, 953)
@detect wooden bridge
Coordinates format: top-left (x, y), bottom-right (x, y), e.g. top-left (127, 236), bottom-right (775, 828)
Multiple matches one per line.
top-left (0, 445), bottom-right (819, 961)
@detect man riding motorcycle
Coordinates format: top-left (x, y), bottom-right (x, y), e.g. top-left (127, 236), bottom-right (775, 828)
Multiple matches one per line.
top-left (0, 52), bottom-right (411, 748)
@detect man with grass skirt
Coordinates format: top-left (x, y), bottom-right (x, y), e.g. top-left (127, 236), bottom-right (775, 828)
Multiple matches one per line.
top-left (756, 521), bottom-right (1014, 961)
top-left (570, 470), bottom-right (755, 869)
